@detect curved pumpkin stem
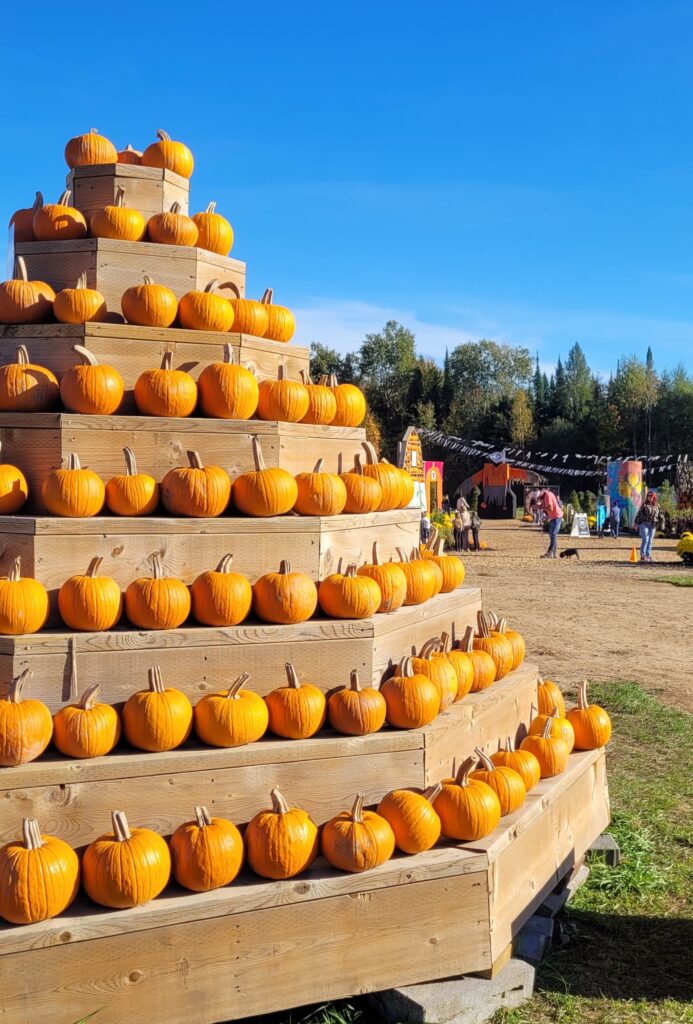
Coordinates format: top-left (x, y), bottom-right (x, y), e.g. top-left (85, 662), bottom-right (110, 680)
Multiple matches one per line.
top-left (577, 680), bottom-right (590, 710)
top-left (440, 631), bottom-right (451, 653)
top-left (217, 281), bottom-right (240, 298)
top-left (156, 129), bottom-right (171, 142)
top-left (350, 793), bottom-right (365, 823)
top-left (409, 547), bottom-right (422, 562)
top-left (344, 564), bottom-right (358, 579)
top-left (433, 537), bottom-right (446, 556)
top-left (300, 370), bottom-right (314, 386)
top-left (327, 373), bottom-right (339, 387)
top-left (195, 805), bottom-right (213, 828)
top-left (22, 818), bottom-right (43, 851)
top-left (15, 345), bottom-right (30, 366)
top-left (122, 447), bottom-right (138, 476)
top-left (186, 451), bottom-right (204, 470)
top-left (78, 683), bottom-right (101, 710)
top-left (85, 556), bottom-right (103, 578)
top-left (423, 781), bottom-right (443, 803)
top-left (149, 552), bottom-right (166, 579)
top-left (285, 663), bottom-right (301, 689)
top-left (75, 272), bottom-right (88, 290)
top-left (396, 655), bottom-right (416, 677)
top-left (14, 257), bottom-right (29, 283)
top-left (361, 441), bottom-right (379, 465)
top-left (476, 611), bottom-right (492, 639)
top-left (169, 202), bottom-right (182, 215)
top-left (251, 435), bottom-right (266, 472)
top-left (215, 554), bottom-right (235, 574)
top-left (348, 669), bottom-right (362, 692)
top-left (142, 274), bottom-right (155, 287)
top-left (270, 787), bottom-right (289, 814)
top-left (459, 624), bottom-right (474, 653)
top-left (260, 288), bottom-right (274, 305)
top-left (371, 541), bottom-right (383, 565)
top-left (541, 716), bottom-right (555, 740)
top-left (222, 343), bottom-right (236, 365)
top-left (203, 279), bottom-right (220, 294)
top-left (496, 618), bottom-right (508, 633)
top-left (6, 556), bottom-right (22, 583)
top-left (313, 458), bottom-right (325, 473)
top-left (474, 746), bottom-right (496, 772)
top-left (160, 351), bottom-right (173, 371)
top-left (111, 810), bottom-right (132, 842)
top-left (8, 668), bottom-right (32, 703)
top-left (67, 453), bottom-right (83, 471)
top-left (425, 527), bottom-right (439, 551)
top-left (148, 665), bottom-right (165, 693)
top-left (204, 202), bottom-right (217, 214)
top-left (32, 191), bottom-right (42, 212)
top-left (352, 454), bottom-right (364, 474)
top-left (225, 672), bottom-right (250, 699)
top-left (114, 186), bottom-right (126, 208)
top-left (395, 546), bottom-right (410, 564)
top-left (278, 559), bottom-right (292, 575)
top-left (419, 637), bottom-right (440, 660)
top-left (454, 754), bottom-right (478, 787)
top-left (57, 190), bottom-right (73, 207)
top-left (72, 345), bottom-right (99, 367)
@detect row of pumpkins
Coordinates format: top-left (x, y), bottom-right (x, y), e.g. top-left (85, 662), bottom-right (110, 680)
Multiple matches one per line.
top-left (0, 540), bottom-right (460, 635)
top-left (0, 442), bottom-right (411, 522)
top-left (0, 265), bottom-right (294, 340)
top-left (0, 680), bottom-right (612, 924)
top-left (0, 345), bottom-right (362, 424)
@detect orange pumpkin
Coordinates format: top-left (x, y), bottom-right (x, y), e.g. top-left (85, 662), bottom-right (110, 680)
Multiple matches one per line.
top-left (380, 656), bottom-right (440, 729)
top-left (318, 563), bottom-right (381, 619)
top-left (407, 545), bottom-right (443, 599)
top-left (53, 652), bottom-right (121, 759)
top-left (433, 756), bottom-right (502, 841)
top-left (327, 669), bottom-right (386, 736)
top-left (41, 453), bottom-right (105, 517)
top-left (357, 541), bottom-right (407, 614)
top-left (256, 364), bottom-right (309, 422)
top-left (117, 144), bottom-right (142, 165)
top-left (528, 707), bottom-right (575, 752)
top-left (54, 273), bottom-right (107, 324)
top-left (161, 451), bottom-right (231, 518)
top-left (147, 202), bottom-right (199, 247)
top-left (299, 371), bottom-right (337, 425)
top-left (8, 192), bottom-right (42, 243)
top-left (178, 280), bottom-right (235, 332)
top-left (321, 793), bottom-right (395, 873)
top-left (0, 558), bottom-right (49, 636)
top-left (265, 662), bottom-right (326, 739)
top-left (60, 345), bottom-right (124, 414)
top-left (0, 344), bottom-right (58, 411)
top-left (90, 186), bottom-right (146, 242)
top-left (0, 443), bottom-right (28, 514)
top-left (440, 631), bottom-right (474, 701)
top-left (192, 202), bottom-right (234, 256)
top-left (488, 613), bottom-right (525, 671)
top-left (124, 552), bottom-right (191, 630)
top-left (122, 665), bottom-right (193, 752)
top-left (394, 547), bottom-right (431, 606)
top-left (340, 453), bottom-right (383, 514)
top-left (377, 784), bottom-right (443, 854)
top-left (491, 735), bottom-right (541, 792)
top-left (233, 435), bottom-right (298, 517)
top-left (121, 275), bottom-right (178, 328)
top-left (64, 128), bottom-right (117, 167)
top-left (0, 258), bottom-right (55, 325)
top-left (323, 373), bottom-right (366, 427)
top-left (422, 531), bottom-right (465, 592)
top-left (0, 669), bottom-right (52, 765)
top-left (471, 747), bottom-right (526, 815)
top-left (134, 352), bottom-right (198, 418)
top-left (141, 128), bottom-right (194, 179)
top-left (259, 288), bottom-right (295, 342)
top-left (194, 672), bottom-right (268, 748)
top-left (361, 442), bottom-right (404, 510)
top-left (253, 559), bottom-right (318, 624)
top-left (32, 190), bottom-right (87, 241)
top-left (473, 611), bottom-right (513, 680)
top-left (245, 788), bottom-right (318, 880)
top-left (170, 805), bottom-right (244, 892)
top-left (0, 818), bottom-right (79, 924)
top-left (105, 447), bottom-right (160, 516)
top-left (294, 458), bottom-right (347, 516)
top-left (197, 343), bottom-right (259, 420)
top-left (566, 680), bottom-right (612, 750)
top-left (226, 288), bottom-right (270, 338)
top-left (537, 675), bottom-right (566, 718)
top-left (457, 624), bottom-right (496, 692)
top-left (520, 716), bottom-right (570, 778)
top-left (58, 555), bottom-right (123, 632)
top-left (190, 554), bottom-right (252, 627)
top-left (82, 810), bottom-right (171, 909)
top-left (411, 638), bottom-right (458, 712)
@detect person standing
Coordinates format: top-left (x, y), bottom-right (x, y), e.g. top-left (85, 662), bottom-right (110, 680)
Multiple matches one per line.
top-left (470, 508), bottom-right (482, 552)
top-left (538, 489), bottom-right (563, 559)
top-left (452, 511), bottom-right (464, 552)
top-left (456, 497), bottom-right (472, 551)
top-left (420, 511), bottom-right (431, 544)
top-left (609, 500), bottom-right (620, 539)
top-left (634, 491), bottom-right (660, 563)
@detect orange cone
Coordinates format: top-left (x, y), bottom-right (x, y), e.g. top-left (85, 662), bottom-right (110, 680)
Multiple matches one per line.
top-left (629, 545), bottom-right (638, 563)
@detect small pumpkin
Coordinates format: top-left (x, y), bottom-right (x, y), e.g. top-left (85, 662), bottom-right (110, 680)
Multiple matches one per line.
top-left (357, 541), bottom-right (407, 614)
top-left (64, 128), bottom-right (117, 168)
top-left (245, 788), bottom-right (318, 880)
top-left (422, 530), bottom-right (465, 592)
top-left (0, 669), bottom-right (52, 765)
top-left (121, 274), bottom-right (178, 328)
top-left (117, 143), bottom-right (142, 164)
top-left (53, 653), bottom-right (121, 759)
top-left (0, 443), bottom-right (28, 514)
top-left (32, 189), bottom-right (87, 241)
top-left (90, 185), bottom-right (146, 241)
top-left (170, 805), bottom-right (244, 892)
top-left (259, 287), bottom-right (295, 343)
top-left (340, 453), bottom-right (383, 514)
top-left (380, 655), bottom-right (440, 729)
top-left (256, 364), bottom-right (309, 422)
top-left (491, 735), bottom-right (541, 792)
top-left (0, 558), bottom-right (49, 636)
top-left (42, 452), bottom-right (105, 517)
top-left (0, 344), bottom-right (58, 412)
top-left (396, 546), bottom-right (442, 603)
top-left (411, 638), bottom-right (458, 712)
top-left (409, 545), bottom-right (443, 598)
top-left (440, 631), bottom-right (474, 701)
top-left (233, 435), bottom-right (298, 517)
top-left (299, 371), bottom-right (337, 425)
top-left (161, 450), bottom-right (231, 518)
top-left (124, 552), bottom-right (191, 630)
top-left (8, 192), bottom-right (42, 243)
top-left (433, 756), bottom-right (502, 841)
top-left (82, 810), bottom-right (171, 909)
top-left (361, 442), bottom-right (404, 510)
top-left (253, 559), bottom-right (318, 624)
top-left (197, 343), bottom-right (259, 420)
top-left (192, 202), bottom-right (234, 256)
top-left (134, 351), bottom-right (198, 417)
top-left (194, 672), bottom-right (268, 747)
top-left (105, 447), bottom-right (160, 516)
top-left (327, 669), bottom-right (386, 736)
top-left (323, 373), bottom-right (366, 428)
top-left (53, 273), bottom-right (107, 324)
top-left (265, 662), bottom-right (326, 739)
top-left (122, 665), bottom-right (193, 752)
top-left (537, 675), bottom-right (566, 718)
top-left (471, 747), bottom-right (526, 816)
top-left (520, 715), bottom-right (570, 778)
top-left (0, 258), bottom-right (55, 325)
top-left (147, 202), bottom-right (199, 247)
top-left (377, 784), bottom-right (442, 854)
top-left (58, 555), bottom-right (122, 632)
top-left (319, 563), bottom-right (381, 619)
top-left (473, 611), bottom-right (514, 680)
top-left (488, 613), bottom-right (525, 671)
top-left (178, 280), bottom-right (235, 332)
top-left (0, 819), bottom-right (79, 924)
top-left (60, 345), bottom-right (124, 414)
top-left (528, 707), bottom-right (575, 752)
top-left (141, 128), bottom-right (194, 179)
top-left (227, 288), bottom-right (270, 338)
top-left (294, 458), bottom-right (347, 517)
top-left (566, 680), bottom-right (612, 750)
top-left (321, 793), bottom-right (395, 873)
top-left (457, 624), bottom-right (496, 692)
top-left (190, 554), bottom-right (252, 627)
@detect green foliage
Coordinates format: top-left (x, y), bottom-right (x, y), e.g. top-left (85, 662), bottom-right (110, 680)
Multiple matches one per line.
top-left (568, 490), bottom-right (582, 512)
top-left (509, 389), bottom-right (535, 447)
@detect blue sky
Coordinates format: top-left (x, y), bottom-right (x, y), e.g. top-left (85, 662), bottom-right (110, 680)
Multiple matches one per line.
top-left (2, 0), bottom-right (693, 375)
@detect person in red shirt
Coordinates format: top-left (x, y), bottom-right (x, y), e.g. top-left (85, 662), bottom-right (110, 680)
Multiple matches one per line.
top-left (537, 489), bottom-right (563, 559)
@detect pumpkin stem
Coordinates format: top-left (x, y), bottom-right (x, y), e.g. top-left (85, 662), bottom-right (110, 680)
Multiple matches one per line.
top-left (79, 683), bottom-right (100, 710)
top-left (74, 272), bottom-right (88, 290)
top-left (541, 716), bottom-right (555, 740)
top-left (423, 781), bottom-right (443, 803)
top-left (361, 441), bottom-right (379, 465)
top-left (67, 453), bottom-right (82, 471)
top-left (397, 655), bottom-right (416, 677)
top-left (122, 447), bottom-right (138, 476)
top-left (419, 637), bottom-right (440, 660)
top-left (15, 345), bottom-right (30, 365)
top-left (187, 451), bottom-right (204, 469)
top-left (313, 458), bottom-right (325, 473)
top-left (111, 810), bottom-right (132, 842)
top-left (156, 129), bottom-right (171, 142)
top-left (506, 735), bottom-right (516, 752)
top-left (344, 564), bottom-right (358, 578)
top-left (353, 454), bottom-right (364, 474)
top-left (440, 631), bottom-right (451, 653)
top-left (460, 624), bottom-right (475, 653)
top-left (278, 560), bottom-right (292, 575)
top-left (476, 611), bottom-right (492, 639)
top-left (6, 555), bottom-right (22, 583)
top-left (395, 546), bottom-right (410, 564)
top-left (300, 370), bottom-right (313, 386)
top-left (222, 343), bottom-right (235, 365)
top-left (260, 288), bottom-right (274, 305)
top-left (203, 280), bottom-right (220, 294)
top-left (270, 787), bottom-right (289, 814)
top-left (409, 547), bottom-right (421, 561)
top-left (454, 755), bottom-right (478, 787)
top-left (284, 663), bottom-right (301, 689)
top-left (142, 274), bottom-right (154, 286)
top-left (351, 793), bottom-right (365, 823)
top-left (72, 345), bottom-right (99, 366)
top-left (8, 668), bottom-right (32, 703)
top-left (148, 666), bottom-right (165, 694)
top-left (22, 818), bottom-right (43, 851)
top-left (58, 190), bottom-right (72, 206)
top-left (577, 680), bottom-right (590, 710)
top-left (327, 373), bottom-right (339, 387)
top-left (150, 552), bottom-right (165, 579)
top-left (251, 435), bottom-right (266, 472)
top-left (474, 746), bottom-right (495, 772)
top-left (348, 669), bottom-right (362, 691)
top-left (14, 256), bottom-right (29, 283)
top-left (170, 202), bottom-right (182, 214)
top-left (497, 618), bottom-right (508, 633)
top-left (425, 528), bottom-right (439, 551)
top-left (205, 202), bottom-right (217, 214)
top-left (215, 554), bottom-right (234, 574)
top-left (225, 672), bottom-right (250, 699)
top-left (277, 364), bottom-right (287, 381)
top-left (371, 541), bottom-right (382, 565)
top-left (195, 805), bottom-right (213, 828)
top-left (68, 638), bottom-right (78, 701)
top-left (433, 537), bottom-right (446, 556)
top-left (114, 186), bottom-right (126, 208)
top-left (85, 556), bottom-right (103, 578)
top-left (161, 351), bottom-right (173, 371)
top-left (32, 192), bottom-right (42, 212)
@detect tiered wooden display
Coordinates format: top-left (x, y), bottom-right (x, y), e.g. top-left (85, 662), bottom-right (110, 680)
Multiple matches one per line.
top-left (0, 162), bottom-right (610, 1024)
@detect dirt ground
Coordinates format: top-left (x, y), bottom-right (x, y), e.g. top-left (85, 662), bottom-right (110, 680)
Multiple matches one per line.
top-left (461, 519), bottom-right (692, 712)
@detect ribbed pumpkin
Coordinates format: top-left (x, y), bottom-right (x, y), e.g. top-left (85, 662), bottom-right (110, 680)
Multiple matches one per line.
top-left (60, 345), bottom-right (124, 415)
top-left (117, 143), bottom-right (142, 164)
top-left (323, 373), bottom-right (366, 427)
top-left (0, 558), bottom-right (49, 636)
top-left (33, 189), bottom-right (87, 240)
top-left (520, 716), bottom-right (570, 778)
top-left (471, 747), bottom-right (526, 816)
top-left (124, 552), bottom-right (191, 630)
top-left (90, 186), bottom-right (146, 241)
top-left (197, 343), bottom-right (259, 419)
top-left (0, 819), bottom-right (79, 924)
top-left (233, 435), bottom-right (298, 517)
top-left (134, 352), bottom-right (198, 417)
top-left (265, 663), bottom-right (326, 739)
top-left (8, 192), bottom-right (41, 243)
top-left (0, 669), bottom-right (52, 765)
top-left (42, 453), bottom-right (105, 517)
top-left (321, 794), bottom-right (395, 873)
top-left (0, 344), bottom-right (58, 411)
top-left (528, 707), bottom-right (575, 752)
top-left (54, 273), bottom-right (107, 324)
top-left (566, 681), bottom-right (612, 750)
top-left (457, 625), bottom-right (497, 692)
top-left (433, 756), bottom-right (502, 841)
top-left (407, 545), bottom-right (443, 599)
top-left (178, 280), bottom-right (235, 332)
top-left (491, 736), bottom-right (541, 792)
top-left (190, 554), bottom-right (252, 627)
top-left (53, 657), bottom-right (121, 759)
top-left (319, 563), bottom-right (381, 619)
top-left (489, 613), bottom-right (525, 671)
top-left (394, 548), bottom-right (431, 606)
top-left (170, 806), bottom-right (243, 892)
top-left (440, 631), bottom-right (474, 701)
top-left (147, 202), bottom-right (199, 247)
top-left (294, 458), bottom-right (347, 516)
top-left (357, 541), bottom-right (407, 614)
top-left (194, 672), bottom-right (268, 747)
top-left (64, 128), bottom-right (117, 167)
top-left (253, 560), bottom-right (318, 624)
top-left (142, 128), bottom-right (194, 179)
top-left (245, 788), bottom-right (318, 880)
top-left (537, 675), bottom-right (566, 718)
top-left (161, 451), bottom-right (231, 518)
top-left (377, 784), bottom-right (442, 854)
top-left (380, 656), bottom-right (440, 729)
top-left (0, 258), bottom-right (55, 325)
top-left (361, 442), bottom-right (403, 510)
top-left (259, 288), bottom-right (295, 343)
top-left (299, 371), bottom-right (337, 425)
top-left (58, 555), bottom-right (122, 631)
top-left (0, 443), bottom-right (28, 514)
top-left (123, 665), bottom-right (193, 752)
top-left (422, 531), bottom-right (465, 592)
top-left (105, 447), bottom-right (159, 516)
top-left (227, 292), bottom-right (270, 338)
top-left (121, 275), bottom-right (178, 328)
top-left (257, 364), bottom-right (309, 422)
top-left (411, 638), bottom-right (458, 712)
top-left (327, 669), bottom-right (386, 736)
top-left (340, 454), bottom-right (383, 514)
top-left (82, 810), bottom-right (171, 909)
top-left (192, 202), bottom-right (234, 256)
top-left (473, 611), bottom-right (513, 680)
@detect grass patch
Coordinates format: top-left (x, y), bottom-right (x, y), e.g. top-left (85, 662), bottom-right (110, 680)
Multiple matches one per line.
top-left (649, 574), bottom-right (693, 587)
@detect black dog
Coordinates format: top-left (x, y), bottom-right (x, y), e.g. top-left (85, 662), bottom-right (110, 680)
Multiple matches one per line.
top-left (559, 548), bottom-right (580, 560)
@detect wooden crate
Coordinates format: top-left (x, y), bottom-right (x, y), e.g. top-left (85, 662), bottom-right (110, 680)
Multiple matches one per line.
top-left (0, 322), bottom-right (309, 407)
top-left (0, 750), bottom-right (609, 1024)
top-left (0, 587), bottom-right (482, 701)
top-left (0, 414), bottom-right (367, 510)
top-left (66, 163), bottom-right (190, 221)
top-left (15, 239), bottom-right (246, 316)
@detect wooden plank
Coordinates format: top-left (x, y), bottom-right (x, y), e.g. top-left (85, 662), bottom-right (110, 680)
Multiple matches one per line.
top-left (67, 163), bottom-right (190, 220)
